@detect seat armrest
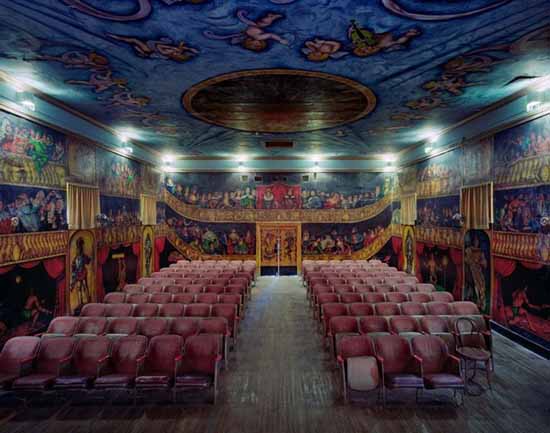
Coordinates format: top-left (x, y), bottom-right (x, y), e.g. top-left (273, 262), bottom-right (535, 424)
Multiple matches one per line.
top-left (18, 356), bottom-right (36, 376)
top-left (336, 355), bottom-right (344, 365)
top-left (97, 355), bottom-right (111, 377)
top-left (412, 354), bottom-right (423, 377)
top-left (446, 354), bottom-right (461, 376)
top-left (136, 355), bottom-right (146, 375)
top-left (58, 355), bottom-right (73, 376)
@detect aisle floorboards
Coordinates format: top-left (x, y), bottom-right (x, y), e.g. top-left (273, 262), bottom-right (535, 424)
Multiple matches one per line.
top-left (1, 276), bottom-right (548, 433)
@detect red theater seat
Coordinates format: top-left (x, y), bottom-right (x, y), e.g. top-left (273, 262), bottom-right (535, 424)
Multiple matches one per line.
top-left (123, 284), bottom-right (145, 294)
top-left (95, 335), bottom-right (147, 390)
top-left (133, 303), bottom-right (159, 317)
top-left (374, 335), bottom-right (424, 405)
top-left (54, 336), bottom-right (111, 391)
top-left (150, 293), bottom-right (172, 304)
top-left (374, 302), bottom-right (400, 316)
top-left (144, 284), bottom-right (165, 294)
top-left (135, 335), bottom-right (184, 398)
top-left (394, 283), bottom-right (415, 294)
top-left (430, 291), bottom-right (454, 303)
top-left (211, 304), bottom-right (239, 343)
top-left (12, 337), bottom-right (76, 392)
top-left (104, 292), bottom-right (126, 304)
top-left (174, 334), bottom-right (222, 404)
top-left (196, 293), bottom-right (220, 304)
top-left (450, 301), bottom-right (480, 315)
top-left (416, 283), bottom-right (436, 293)
top-left (348, 303), bottom-right (374, 317)
top-left (328, 316), bottom-right (359, 356)
top-left (76, 317), bottom-right (108, 336)
top-left (359, 316), bottom-right (390, 336)
top-left (340, 293), bottom-right (362, 304)
top-left (426, 301), bottom-right (451, 316)
top-left (0, 336), bottom-right (40, 390)
top-left (185, 284), bottom-right (205, 294)
top-left (389, 316), bottom-right (422, 338)
top-left (127, 293), bottom-right (150, 304)
top-left (419, 316), bottom-right (455, 353)
top-left (159, 303), bottom-right (185, 317)
top-left (105, 303), bottom-right (134, 317)
top-left (171, 318), bottom-right (200, 341)
top-left (385, 292), bottom-right (408, 303)
top-left (80, 303), bottom-right (106, 317)
top-left (198, 318), bottom-right (229, 368)
top-left (374, 284), bottom-right (394, 294)
top-left (138, 318), bottom-right (168, 339)
top-left (44, 317), bottom-right (79, 337)
top-left (172, 293), bottom-right (195, 304)
top-left (185, 303), bottom-right (212, 318)
top-left (363, 293), bottom-right (385, 304)
top-left (400, 302), bottom-right (427, 316)
top-left (321, 303), bottom-right (348, 336)
top-left (354, 284), bottom-right (374, 294)
top-left (408, 292), bottom-right (432, 303)
top-left (107, 317), bottom-right (138, 337)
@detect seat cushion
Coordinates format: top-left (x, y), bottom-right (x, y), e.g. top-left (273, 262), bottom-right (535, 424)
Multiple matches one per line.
top-left (174, 374), bottom-right (213, 388)
top-left (12, 374), bottom-right (56, 390)
top-left (0, 373), bottom-right (18, 389)
top-left (94, 374), bottom-right (134, 389)
top-left (54, 375), bottom-right (94, 389)
top-left (347, 356), bottom-right (379, 392)
top-left (135, 373), bottom-right (171, 388)
top-left (424, 373), bottom-right (464, 389)
top-left (384, 373), bottom-right (423, 388)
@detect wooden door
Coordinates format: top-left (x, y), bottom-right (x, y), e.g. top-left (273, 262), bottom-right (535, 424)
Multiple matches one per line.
top-left (257, 223), bottom-right (301, 272)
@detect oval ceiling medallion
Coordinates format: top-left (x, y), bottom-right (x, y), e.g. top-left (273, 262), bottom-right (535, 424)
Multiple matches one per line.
top-left (182, 69), bottom-right (376, 133)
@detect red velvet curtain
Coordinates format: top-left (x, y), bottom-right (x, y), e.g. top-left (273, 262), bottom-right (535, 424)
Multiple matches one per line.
top-left (43, 257), bottom-right (66, 316)
top-left (154, 237), bottom-right (166, 272)
top-left (96, 246), bottom-right (110, 302)
top-left (521, 261), bottom-right (543, 270)
top-left (493, 258), bottom-right (517, 324)
top-left (132, 241), bottom-right (141, 280)
top-left (0, 265), bottom-right (14, 275)
top-left (449, 248), bottom-right (463, 301)
top-left (391, 237), bottom-right (403, 270)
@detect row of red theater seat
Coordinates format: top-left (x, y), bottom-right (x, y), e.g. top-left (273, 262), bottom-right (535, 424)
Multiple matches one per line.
top-left (0, 334), bottom-right (222, 403)
top-left (309, 282), bottom-right (435, 297)
top-left (314, 291), bottom-right (453, 311)
top-left (336, 334), bottom-right (465, 405)
top-left (121, 282), bottom-right (249, 296)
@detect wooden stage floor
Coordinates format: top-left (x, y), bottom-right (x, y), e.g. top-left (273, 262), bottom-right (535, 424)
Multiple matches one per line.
top-left (1, 276), bottom-right (549, 433)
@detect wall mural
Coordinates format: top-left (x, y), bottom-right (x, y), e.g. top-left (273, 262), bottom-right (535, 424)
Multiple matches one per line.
top-left (0, 184), bottom-right (67, 234)
top-left (96, 148), bottom-right (141, 198)
top-left (100, 195), bottom-right (141, 227)
top-left (302, 206), bottom-right (391, 256)
top-left (259, 224), bottom-right (299, 268)
top-left (416, 243), bottom-right (461, 300)
top-left (494, 185), bottom-right (549, 233)
top-left (463, 136), bottom-right (493, 186)
top-left (464, 229), bottom-right (492, 314)
top-left (0, 110), bottom-right (66, 188)
top-left (142, 225), bottom-right (154, 277)
top-left (67, 137), bottom-right (96, 185)
top-left (495, 261), bottom-right (550, 348)
top-left (416, 148), bottom-right (463, 197)
top-left (156, 201), bottom-right (166, 224)
top-left (0, 260), bottom-right (61, 348)
top-left (416, 195), bottom-right (460, 228)
top-left (165, 171), bottom-right (390, 210)
top-left (166, 207), bottom-right (255, 256)
top-left (101, 244), bottom-right (139, 294)
top-left (494, 114), bottom-right (550, 188)
top-left (68, 230), bottom-right (96, 314)
top-left (402, 225), bottom-right (415, 274)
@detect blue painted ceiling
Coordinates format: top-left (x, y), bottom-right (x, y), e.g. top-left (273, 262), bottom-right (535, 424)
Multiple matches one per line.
top-left (0, 0), bottom-right (548, 158)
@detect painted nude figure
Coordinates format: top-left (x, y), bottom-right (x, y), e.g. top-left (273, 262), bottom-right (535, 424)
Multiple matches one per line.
top-left (108, 34), bottom-right (198, 62)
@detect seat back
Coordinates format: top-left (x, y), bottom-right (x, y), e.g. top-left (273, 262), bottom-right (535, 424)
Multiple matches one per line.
top-left (390, 316), bottom-right (420, 334)
top-left (138, 317), bottom-right (168, 339)
top-left (426, 301), bottom-right (451, 316)
top-left (171, 318), bottom-right (200, 340)
top-left (80, 303), bottom-right (106, 317)
top-left (408, 292), bottom-right (432, 303)
top-left (164, 284), bottom-right (185, 294)
top-left (374, 284), bottom-right (393, 294)
top-left (111, 335), bottom-right (147, 375)
top-left (185, 284), bottom-right (205, 294)
top-left (133, 303), bottom-right (159, 317)
top-left (46, 317), bottom-right (79, 336)
top-left (73, 336), bottom-right (111, 376)
top-left (123, 284), bottom-right (145, 293)
top-left (411, 335), bottom-right (448, 374)
top-left (172, 293), bottom-right (195, 304)
top-left (340, 293), bottom-right (362, 304)
top-left (105, 303), bottom-right (134, 317)
top-left (385, 292), bottom-right (408, 303)
top-left (0, 336), bottom-right (40, 374)
top-left (196, 293), bottom-right (220, 304)
top-left (179, 334), bottom-right (220, 376)
top-left (416, 283), bottom-right (436, 293)
top-left (420, 316), bottom-right (449, 334)
top-left (127, 293), bottom-right (150, 304)
top-left (104, 292), bottom-right (126, 304)
top-left (348, 303), bottom-right (374, 317)
top-left (35, 337), bottom-right (76, 374)
top-left (329, 316), bottom-right (359, 335)
top-left (211, 304), bottom-right (237, 337)
top-left (145, 335), bottom-right (183, 375)
top-left (450, 301), bottom-right (480, 315)
top-left (107, 317), bottom-right (138, 336)
top-left (337, 335), bottom-right (374, 361)
top-left (185, 303), bottom-right (212, 318)
top-left (400, 302), bottom-right (426, 316)
top-left (430, 291), bottom-right (454, 303)
top-left (76, 317), bottom-right (107, 335)
top-left (374, 302), bottom-right (400, 316)
top-left (198, 317), bottom-right (229, 336)
top-left (150, 293), bottom-right (172, 304)
top-left (218, 294), bottom-right (241, 306)
top-left (144, 284), bottom-right (165, 294)
top-left (159, 303), bottom-right (185, 317)
top-left (359, 316), bottom-right (389, 334)
top-left (363, 293), bottom-right (385, 303)
top-left (373, 335), bottom-right (414, 374)
top-left (205, 285), bottom-right (225, 295)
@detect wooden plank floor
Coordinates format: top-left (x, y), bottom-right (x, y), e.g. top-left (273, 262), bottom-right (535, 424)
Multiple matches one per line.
top-left (1, 276), bottom-right (549, 433)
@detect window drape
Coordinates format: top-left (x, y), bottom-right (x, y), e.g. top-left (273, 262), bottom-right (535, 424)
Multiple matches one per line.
top-left (67, 183), bottom-right (100, 230)
top-left (400, 194), bottom-right (417, 226)
top-left (140, 194), bottom-right (157, 225)
top-left (461, 182), bottom-right (493, 229)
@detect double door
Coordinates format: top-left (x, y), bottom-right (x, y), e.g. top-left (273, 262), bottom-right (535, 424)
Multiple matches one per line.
top-left (257, 223), bottom-right (301, 275)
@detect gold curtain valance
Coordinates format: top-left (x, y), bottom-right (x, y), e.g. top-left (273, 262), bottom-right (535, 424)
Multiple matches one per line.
top-left (140, 194), bottom-right (157, 226)
top-left (461, 182), bottom-right (493, 229)
top-left (401, 193), bottom-right (417, 226)
top-left (67, 182), bottom-right (100, 230)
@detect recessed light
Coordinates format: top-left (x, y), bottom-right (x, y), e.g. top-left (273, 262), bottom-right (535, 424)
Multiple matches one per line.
top-left (162, 154), bottom-right (175, 164)
top-left (120, 146), bottom-right (133, 155)
top-left (20, 100), bottom-right (35, 111)
top-left (381, 153), bottom-right (397, 162)
top-left (236, 154), bottom-right (248, 163)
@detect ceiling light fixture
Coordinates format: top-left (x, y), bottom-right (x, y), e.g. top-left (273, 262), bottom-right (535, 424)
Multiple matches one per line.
top-left (20, 99), bottom-right (35, 111)
top-left (162, 154), bottom-right (175, 164)
top-left (120, 146), bottom-right (133, 155)
top-left (381, 153), bottom-right (397, 162)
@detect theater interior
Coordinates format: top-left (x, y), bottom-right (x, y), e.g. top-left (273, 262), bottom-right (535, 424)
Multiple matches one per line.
top-left (0, 1), bottom-right (549, 432)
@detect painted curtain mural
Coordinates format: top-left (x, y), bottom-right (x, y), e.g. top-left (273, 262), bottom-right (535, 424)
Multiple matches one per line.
top-left (464, 230), bottom-right (491, 315)
top-left (166, 207), bottom-right (255, 256)
top-left (417, 195), bottom-right (460, 228)
top-left (101, 244), bottom-right (139, 294)
top-left (416, 148), bottom-right (462, 198)
top-left (0, 258), bottom-right (64, 348)
top-left (416, 244), bottom-right (461, 300)
top-left (165, 172), bottom-right (392, 210)
top-left (302, 206), bottom-right (391, 256)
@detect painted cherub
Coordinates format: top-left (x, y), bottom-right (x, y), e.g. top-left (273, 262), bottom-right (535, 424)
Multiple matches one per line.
top-left (107, 33), bottom-right (199, 62)
top-left (302, 39), bottom-right (348, 61)
top-left (120, 110), bottom-right (168, 126)
top-left (106, 91), bottom-right (150, 108)
top-left (34, 50), bottom-right (109, 71)
top-left (406, 95), bottom-right (446, 111)
top-left (422, 73), bottom-right (482, 96)
top-left (348, 20), bottom-right (420, 57)
top-left (66, 70), bottom-right (128, 93)
top-left (204, 10), bottom-right (290, 52)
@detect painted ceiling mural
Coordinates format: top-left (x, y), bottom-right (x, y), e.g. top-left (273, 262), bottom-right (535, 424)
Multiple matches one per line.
top-left (0, 1), bottom-right (549, 157)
